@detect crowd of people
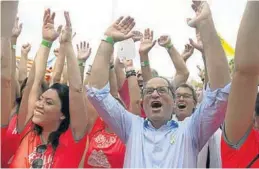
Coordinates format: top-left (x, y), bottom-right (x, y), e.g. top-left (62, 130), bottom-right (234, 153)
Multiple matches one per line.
top-left (1, 0), bottom-right (259, 168)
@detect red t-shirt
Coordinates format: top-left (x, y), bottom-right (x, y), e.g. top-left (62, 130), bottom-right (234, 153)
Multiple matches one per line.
top-left (1, 114), bottom-right (32, 168)
top-left (1, 127), bottom-right (7, 146)
top-left (221, 128), bottom-right (259, 168)
top-left (119, 80), bottom-right (146, 118)
top-left (84, 117), bottom-right (125, 168)
top-left (9, 126), bottom-right (87, 168)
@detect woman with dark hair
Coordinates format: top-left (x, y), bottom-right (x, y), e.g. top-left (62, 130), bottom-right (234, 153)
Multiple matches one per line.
top-left (9, 9), bottom-right (88, 168)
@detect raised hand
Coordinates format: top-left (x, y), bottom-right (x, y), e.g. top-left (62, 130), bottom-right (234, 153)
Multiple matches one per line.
top-left (139, 29), bottom-right (156, 54)
top-left (123, 59), bottom-right (133, 68)
top-left (53, 48), bottom-right (59, 57)
top-left (131, 30), bottom-right (143, 42)
top-left (76, 41), bottom-right (92, 61)
top-left (105, 16), bottom-right (135, 42)
top-left (158, 35), bottom-right (171, 48)
top-left (181, 44), bottom-right (194, 62)
top-left (12, 17), bottom-right (23, 38)
top-left (42, 9), bottom-right (62, 42)
top-left (197, 65), bottom-right (205, 81)
top-left (189, 31), bottom-right (203, 52)
top-left (59, 11), bottom-right (72, 43)
top-left (187, 1), bottom-right (211, 28)
top-left (21, 43), bottom-right (31, 55)
top-left (115, 57), bottom-right (125, 69)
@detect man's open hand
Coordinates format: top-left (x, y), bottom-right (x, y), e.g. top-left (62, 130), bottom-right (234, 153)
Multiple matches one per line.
top-left (42, 9), bottom-right (62, 42)
top-left (105, 16), bottom-right (136, 43)
top-left (139, 29), bottom-right (156, 55)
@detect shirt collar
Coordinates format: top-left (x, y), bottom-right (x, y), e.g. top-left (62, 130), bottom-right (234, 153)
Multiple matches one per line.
top-left (144, 118), bottom-right (179, 130)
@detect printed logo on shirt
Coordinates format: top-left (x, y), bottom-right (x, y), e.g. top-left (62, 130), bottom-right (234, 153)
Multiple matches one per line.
top-left (8, 155), bottom-right (14, 164)
top-left (28, 147), bottom-right (53, 169)
top-left (94, 133), bottom-right (116, 148)
top-left (87, 149), bottom-right (111, 168)
top-left (12, 127), bottom-right (18, 134)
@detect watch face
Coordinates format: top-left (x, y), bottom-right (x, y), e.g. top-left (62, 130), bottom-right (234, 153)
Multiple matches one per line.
top-left (116, 38), bottom-right (136, 61)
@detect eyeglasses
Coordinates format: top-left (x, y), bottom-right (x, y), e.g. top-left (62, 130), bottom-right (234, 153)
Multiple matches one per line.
top-left (175, 94), bottom-right (193, 99)
top-left (31, 144), bottom-right (47, 168)
top-left (143, 86), bottom-right (170, 96)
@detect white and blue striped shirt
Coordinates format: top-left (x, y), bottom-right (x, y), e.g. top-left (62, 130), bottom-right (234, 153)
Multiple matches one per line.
top-left (86, 83), bottom-right (231, 168)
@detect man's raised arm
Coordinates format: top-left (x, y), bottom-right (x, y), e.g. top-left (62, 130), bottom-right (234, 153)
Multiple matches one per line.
top-left (87, 16), bottom-right (137, 143)
top-left (186, 1), bottom-right (231, 150)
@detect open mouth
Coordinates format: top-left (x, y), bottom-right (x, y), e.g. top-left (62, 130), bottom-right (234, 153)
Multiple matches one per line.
top-left (177, 103), bottom-right (187, 110)
top-left (151, 101), bottom-right (163, 108)
top-left (34, 109), bottom-right (44, 115)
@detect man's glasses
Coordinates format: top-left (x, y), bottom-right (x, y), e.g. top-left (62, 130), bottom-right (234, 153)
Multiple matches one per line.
top-left (31, 144), bottom-right (47, 168)
top-left (142, 86), bottom-right (170, 96)
top-left (175, 94), bottom-right (193, 99)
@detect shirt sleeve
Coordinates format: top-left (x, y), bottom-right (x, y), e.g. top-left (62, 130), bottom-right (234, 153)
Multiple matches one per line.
top-left (187, 83), bottom-right (231, 151)
top-left (86, 83), bottom-right (137, 143)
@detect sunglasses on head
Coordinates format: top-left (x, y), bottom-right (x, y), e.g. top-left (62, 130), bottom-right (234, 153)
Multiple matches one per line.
top-left (31, 144), bottom-right (47, 168)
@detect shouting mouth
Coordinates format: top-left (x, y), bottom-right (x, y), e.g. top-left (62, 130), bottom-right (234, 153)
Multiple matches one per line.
top-left (151, 101), bottom-right (163, 112)
top-left (177, 103), bottom-right (187, 110)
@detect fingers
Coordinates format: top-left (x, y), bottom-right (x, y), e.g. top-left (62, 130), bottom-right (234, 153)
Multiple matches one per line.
top-left (50, 12), bottom-right (56, 23)
top-left (114, 16), bottom-right (124, 25)
top-left (57, 25), bottom-right (62, 35)
top-left (122, 16), bottom-right (135, 35)
top-left (150, 30), bottom-right (154, 41)
top-left (22, 43), bottom-right (31, 50)
top-left (19, 23), bottom-right (23, 30)
top-left (144, 29), bottom-right (149, 39)
top-left (192, 0), bottom-right (201, 7)
top-left (83, 41), bottom-right (86, 48)
top-left (80, 41), bottom-right (83, 49)
top-left (64, 11), bottom-right (71, 27)
top-left (144, 28), bottom-right (153, 40)
top-left (126, 21), bottom-right (135, 34)
top-left (43, 13), bottom-right (50, 25)
top-left (72, 32), bottom-right (76, 39)
top-left (14, 17), bottom-right (19, 27)
top-left (191, 4), bottom-right (198, 12)
top-left (121, 16), bottom-right (131, 27)
top-left (76, 44), bottom-right (79, 51)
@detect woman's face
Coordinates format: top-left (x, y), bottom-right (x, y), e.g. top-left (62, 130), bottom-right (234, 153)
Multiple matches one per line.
top-left (32, 89), bottom-right (65, 127)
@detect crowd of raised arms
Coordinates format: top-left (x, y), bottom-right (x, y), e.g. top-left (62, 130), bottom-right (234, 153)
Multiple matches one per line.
top-left (1, 0), bottom-right (259, 168)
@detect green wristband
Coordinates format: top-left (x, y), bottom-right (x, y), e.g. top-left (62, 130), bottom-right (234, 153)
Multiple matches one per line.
top-left (102, 35), bottom-right (115, 45)
top-left (165, 43), bottom-right (173, 50)
top-left (141, 61), bottom-right (150, 67)
top-left (41, 39), bottom-right (52, 48)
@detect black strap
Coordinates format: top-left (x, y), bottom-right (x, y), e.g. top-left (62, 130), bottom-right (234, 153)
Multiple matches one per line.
top-left (206, 145), bottom-right (210, 168)
top-left (246, 154), bottom-right (259, 168)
